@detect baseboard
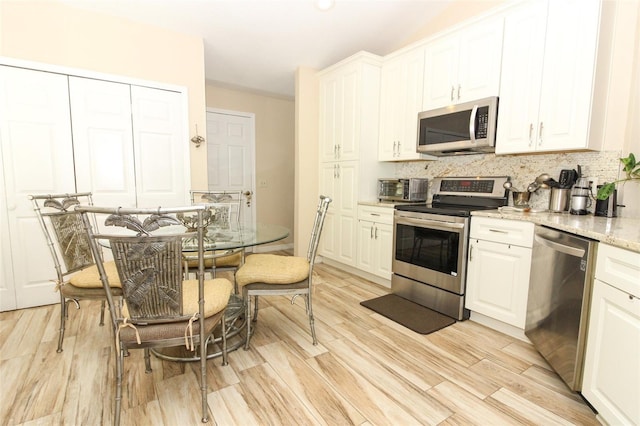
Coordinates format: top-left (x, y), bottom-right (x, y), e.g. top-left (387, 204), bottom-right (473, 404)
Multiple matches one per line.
top-left (468, 312), bottom-right (530, 343)
top-left (319, 257), bottom-right (391, 289)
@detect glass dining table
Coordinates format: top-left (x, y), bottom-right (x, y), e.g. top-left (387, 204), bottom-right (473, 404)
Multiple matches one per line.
top-left (152, 222), bottom-right (290, 362)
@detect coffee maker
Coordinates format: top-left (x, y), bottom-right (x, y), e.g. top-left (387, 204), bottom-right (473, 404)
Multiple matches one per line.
top-left (594, 184), bottom-right (622, 217)
top-left (570, 177), bottom-right (592, 215)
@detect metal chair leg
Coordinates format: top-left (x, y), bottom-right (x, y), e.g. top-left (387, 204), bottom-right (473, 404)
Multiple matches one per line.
top-left (244, 294), bottom-right (252, 350)
top-left (99, 300), bottom-right (106, 326)
top-left (144, 348), bottom-right (152, 373)
top-left (114, 346), bottom-right (124, 426)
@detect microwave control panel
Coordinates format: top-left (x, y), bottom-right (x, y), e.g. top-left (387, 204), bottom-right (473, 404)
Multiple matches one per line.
top-left (476, 106), bottom-right (489, 138)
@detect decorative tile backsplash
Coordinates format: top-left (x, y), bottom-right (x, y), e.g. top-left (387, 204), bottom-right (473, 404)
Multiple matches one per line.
top-left (396, 150), bottom-right (623, 211)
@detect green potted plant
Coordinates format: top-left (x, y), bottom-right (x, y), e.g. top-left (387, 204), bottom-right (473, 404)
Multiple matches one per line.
top-left (596, 153), bottom-right (640, 200)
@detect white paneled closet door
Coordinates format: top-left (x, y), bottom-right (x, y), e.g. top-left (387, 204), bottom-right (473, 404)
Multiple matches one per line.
top-left (0, 66), bottom-right (75, 310)
top-left (69, 77), bottom-right (137, 208)
top-left (131, 86), bottom-right (189, 208)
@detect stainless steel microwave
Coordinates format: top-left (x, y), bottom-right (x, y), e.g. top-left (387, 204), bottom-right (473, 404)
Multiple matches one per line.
top-left (416, 96), bottom-right (498, 156)
top-left (378, 178), bottom-right (428, 202)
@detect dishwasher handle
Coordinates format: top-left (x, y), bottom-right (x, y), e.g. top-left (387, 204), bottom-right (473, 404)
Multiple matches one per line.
top-left (534, 233), bottom-right (585, 258)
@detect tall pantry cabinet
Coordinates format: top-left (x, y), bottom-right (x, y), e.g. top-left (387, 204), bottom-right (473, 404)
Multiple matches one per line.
top-left (0, 63), bottom-right (189, 311)
top-left (317, 52), bottom-right (393, 266)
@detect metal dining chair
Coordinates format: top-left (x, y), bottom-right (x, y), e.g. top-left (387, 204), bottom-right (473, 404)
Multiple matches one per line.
top-left (29, 192), bottom-right (123, 353)
top-left (78, 204), bottom-right (233, 426)
top-left (236, 195), bottom-right (331, 349)
top-left (186, 190), bottom-right (246, 289)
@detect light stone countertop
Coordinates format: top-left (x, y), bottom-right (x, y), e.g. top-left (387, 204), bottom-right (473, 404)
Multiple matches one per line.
top-left (358, 200), bottom-right (420, 208)
top-left (472, 209), bottom-right (640, 253)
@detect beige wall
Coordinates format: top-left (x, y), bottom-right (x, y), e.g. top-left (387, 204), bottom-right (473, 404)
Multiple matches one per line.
top-left (294, 68), bottom-right (320, 256)
top-left (0, 1), bottom-right (207, 191)
top-left (205, 84), bottom-right (295, 245)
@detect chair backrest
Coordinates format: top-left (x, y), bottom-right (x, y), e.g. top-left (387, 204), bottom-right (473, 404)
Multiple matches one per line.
top-left (30, 192), bottom-right (98, 283)
top-left (78, 205), bottom-right (210, 325)
top-left (190, 190), bottom-right (242, 229)
top-left (307, 195), bottom-right (332, 265)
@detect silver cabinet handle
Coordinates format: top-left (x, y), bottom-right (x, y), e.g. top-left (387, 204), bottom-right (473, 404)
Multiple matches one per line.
top-left (370, 225), bottom-right (374, 239)
top-left (529, 123), bottom-right (534, 146)
top-left (538, 122), bottom-right (544, 146)
top-left (375, 227), bottom-right (378, 240)
top-left (450, 86), bottom-right (455, 101)
top-left (457, 84), bottom-right (461, 100)
top-left (488, 229), bottom-right (508, 234)
top-left (336, 163), bottom-right (340, 179)
top-left (396, 141), bottom-right (401, 157)
top-left (469, 243), bottom-right (474, 261)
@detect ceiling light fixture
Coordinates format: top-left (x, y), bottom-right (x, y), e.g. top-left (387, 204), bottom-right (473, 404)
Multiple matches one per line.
top-left (316, 0), bottom-right (335, 11)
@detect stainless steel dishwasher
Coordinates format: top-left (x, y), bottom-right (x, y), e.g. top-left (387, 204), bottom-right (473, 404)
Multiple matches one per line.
top-left (525, 225), bottom-right (596, 391)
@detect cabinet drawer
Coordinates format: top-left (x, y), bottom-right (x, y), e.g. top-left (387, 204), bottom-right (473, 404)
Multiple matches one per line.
top-left (357, 205), bottom-right (393, 225)
top-left (595, 244), bottom-right (640, 297)
top-left (470, 216), bottom-right (534, 247)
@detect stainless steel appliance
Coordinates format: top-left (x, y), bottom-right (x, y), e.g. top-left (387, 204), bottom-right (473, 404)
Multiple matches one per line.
top-left (525, 226), bottom-right (596, 391)
top-left (416, 97), bottom-right (498, 156)
top-left (570, 177), bottom-right (592, 215)
top-left (378, 178), bottom-right (428, 202)
top-left (392, 176), bottom-right (509, 320)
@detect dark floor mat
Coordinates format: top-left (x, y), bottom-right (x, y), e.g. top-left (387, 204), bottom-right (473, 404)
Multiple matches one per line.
top-left (360, 294), bottom-right (456, 335)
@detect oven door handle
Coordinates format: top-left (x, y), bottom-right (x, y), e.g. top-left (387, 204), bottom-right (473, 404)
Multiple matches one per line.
top-left (396, 217), bottom-right (465, 233)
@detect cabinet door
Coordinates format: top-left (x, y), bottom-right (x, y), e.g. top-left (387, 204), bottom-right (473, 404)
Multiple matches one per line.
top-left (465, 239), bottom-right (532, 328)
top-left (0, 66), bottom-right (75, 310)
top-left (335, 162), bottom-right (357, 264)
top-left (582, 279), bottom-right (640, 425)
top-left (457, 16), bottom-right (504, 104)
top-left (378, 58), bottom-right (404, 161)
top-left (338, 65), bottom-right (360, 161)
top-left (495, 1), bottom-right (547, 154)
top-left (537, 0), bottom-right (600, 151)
top-left (319, 163), bottom-right (339, 260)
top-left (356, 219), bottom-right (375, 272)
top-left (379, 48), bottom-right (426, 161)
top-left (423, 35), bottom-right (458, 109)
top-left (131, 86), bottom-right (189, 207)
top-left (374, 222), bottom-right (393, 280)
top-left (319, 73), bottom-right (339, 162)
top-left (70, 77), bottom-right (137, 208)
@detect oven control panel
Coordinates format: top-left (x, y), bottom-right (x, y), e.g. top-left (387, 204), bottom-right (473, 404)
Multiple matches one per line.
top-left (432, 176), bottom-right (509, 198)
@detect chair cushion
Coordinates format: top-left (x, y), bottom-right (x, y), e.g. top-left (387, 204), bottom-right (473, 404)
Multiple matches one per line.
top-left (68, 261), bottom-right (121, 288)
top-left (122, 278), bottom-right (232, 319)
top-left (185, 251), bottom-right (243, 268)
top-left (236, 254), bottom-right (309, 287)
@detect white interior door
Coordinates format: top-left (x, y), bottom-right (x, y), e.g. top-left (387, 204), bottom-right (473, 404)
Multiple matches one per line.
top-left (70, 77), bottom-right (137, 208)
top-left (206, 109), bottom-right (255, 228)
top-left (132, 86), bottom-right (190, 207)
top-left (0, 66), bottom-right (75, 310)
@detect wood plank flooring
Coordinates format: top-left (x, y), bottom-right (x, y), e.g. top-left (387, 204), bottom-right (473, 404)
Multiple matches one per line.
top-left (0, 258), bottom-right (599, 425)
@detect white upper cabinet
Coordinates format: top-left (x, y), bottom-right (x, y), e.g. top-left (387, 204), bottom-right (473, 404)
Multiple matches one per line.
top-left (319, 59), bottom-right (366, 163)
top-left (496, 0), bottom-right (603, 154)
top-left (379, 47), bottom-right (432, 161)
top-left (423, 16), bottom-right (504, 110)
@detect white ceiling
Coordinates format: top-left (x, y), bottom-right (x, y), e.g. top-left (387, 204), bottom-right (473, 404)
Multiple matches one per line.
top-left (59, 0), bottom-right (455, 98)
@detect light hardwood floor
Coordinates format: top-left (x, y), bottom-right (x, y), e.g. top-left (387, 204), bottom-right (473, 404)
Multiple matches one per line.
top-left (0, 258), bottom-right (599, 426)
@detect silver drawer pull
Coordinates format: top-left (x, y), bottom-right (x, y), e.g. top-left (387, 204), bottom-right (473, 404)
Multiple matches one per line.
top-left (488, 229), bottom-right (508, 234)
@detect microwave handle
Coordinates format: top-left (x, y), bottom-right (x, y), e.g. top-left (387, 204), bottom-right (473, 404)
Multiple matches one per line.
top-left (469, 104), bottom-right (478, 145)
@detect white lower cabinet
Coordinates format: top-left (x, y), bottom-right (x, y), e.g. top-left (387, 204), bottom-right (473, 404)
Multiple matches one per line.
top-left (582, 244), bottom-right (640, 425)
top-left (356, 205), bottom-right (393, 282)
top-left (465, 217), bottom-right (534, 329)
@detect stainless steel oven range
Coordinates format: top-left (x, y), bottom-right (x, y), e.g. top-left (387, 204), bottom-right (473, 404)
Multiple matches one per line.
top-left (392, 176), bottom-right (509, 320)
